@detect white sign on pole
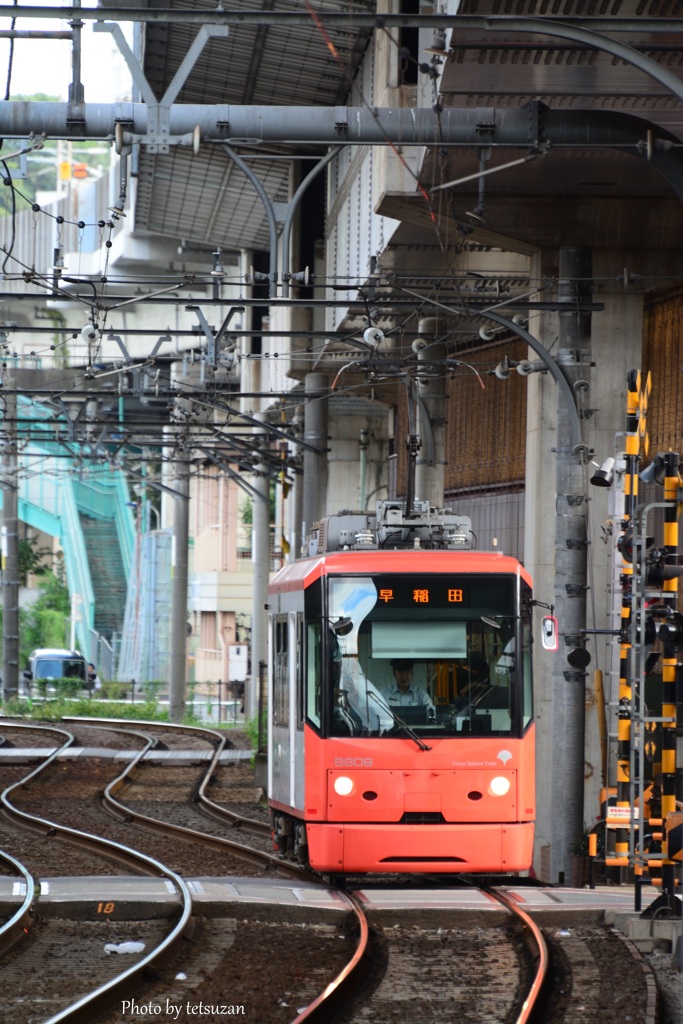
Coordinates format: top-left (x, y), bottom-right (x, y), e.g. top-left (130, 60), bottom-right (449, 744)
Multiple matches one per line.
top-left (228, 644), bottom-right (248, 682)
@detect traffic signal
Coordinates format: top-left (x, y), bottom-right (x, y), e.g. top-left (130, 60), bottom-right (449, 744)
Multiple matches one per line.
top-left (658, 612), bottom-right (683, 646)
top-left (617, 526), bottom-right (654, 564)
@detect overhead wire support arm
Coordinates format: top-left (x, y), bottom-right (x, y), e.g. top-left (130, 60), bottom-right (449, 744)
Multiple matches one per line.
top-left (195, 446), bottom-right (269, 505)
top-left (185, 305), bottom-right (243, 369)
top-left (94, 20), bottom-right (229, 154)
top-left (221, 144), bottom-right (279, 299)
top-left (398, 287), bottom-right (587, 458)
top-left (280, 147), bottom-right (341, 298)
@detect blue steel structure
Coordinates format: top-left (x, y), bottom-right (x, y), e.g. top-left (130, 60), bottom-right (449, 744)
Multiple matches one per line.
top-left (0, 396), bottom-right (135, 665)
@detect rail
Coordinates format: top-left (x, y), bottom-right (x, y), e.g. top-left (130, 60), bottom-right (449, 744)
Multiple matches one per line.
top-left (197, 734), bottom-right (271, 837)
top-left (62, 716), bottom-right (313, 879)
top-left (1, 723), bottom-right (194, 1024)
top-left (290, 891), bottom-right (371, 1024)
top-left (0, 850), bottom-right (35, 956)
top-left (487, 887), bottom-right (549, 1024)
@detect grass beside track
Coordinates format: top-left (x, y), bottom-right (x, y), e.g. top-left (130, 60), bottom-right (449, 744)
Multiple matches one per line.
top-left (0, 696), bottom-right (251, 731)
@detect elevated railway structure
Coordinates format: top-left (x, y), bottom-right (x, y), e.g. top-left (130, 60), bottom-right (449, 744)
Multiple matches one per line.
top-left (0, 3), bottom-right (683, 888)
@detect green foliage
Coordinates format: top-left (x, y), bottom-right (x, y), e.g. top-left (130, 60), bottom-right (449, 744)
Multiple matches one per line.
top-left (19, 535), bottom-right (52, 581)
top-left (32, 572), bottom-right (70, 615)
top-left (244, 715), bottom-right (264, 751)
top-left (99, 681), bottom-right (131, 700)
top-left (25, 608), bottom-right (66, 650)
top-left (181, 706), bottom-right (205, 727)
top-left (239, 486), bottom-right (276, 528)
top-left (571, 822), bottom-right (606, 858)
top-left (35, 675), bottom-right (83, 699)
top-left (0, 697), bottom-right (170, 722)
top-left (20, 571), bottom-right (71, 666)
top-left (240, 497), bottom-right (253, 526)
top-left (140, 679), bottom-right (165, 701)
top-left (1, 694), bottom-right (227, 729)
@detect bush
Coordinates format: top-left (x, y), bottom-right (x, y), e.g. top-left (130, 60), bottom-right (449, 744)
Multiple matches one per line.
top-left (140, 679), bottom-right (165, 701)
top-left (35, 675), bottom-right (83, 699)
top-left (20, 571), bottom-right (70, 667)
top-left (244, 714), bottom-right (266, 752)
top-left (99, 681), bottom-right (132, 700)
top-left (0, 697), bottom-right (170, 722)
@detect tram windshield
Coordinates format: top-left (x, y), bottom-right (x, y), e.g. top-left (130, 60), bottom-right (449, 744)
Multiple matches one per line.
top-left (316, 573), bottom-right (532, 739)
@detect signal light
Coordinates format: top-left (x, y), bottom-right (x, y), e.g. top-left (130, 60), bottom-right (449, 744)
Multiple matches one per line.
top-left (644, 564), bottom-right (683, 586)
top-left (658, 612), bottom-right (683, 647)
top-left (567, 646), bottom-right (591, 670)
top-left (639, 453), bottom-right (667, 486)
top-left (638, 615), bottom-right (657, 647)
top-left (617, 528), bottom-right (654, 564)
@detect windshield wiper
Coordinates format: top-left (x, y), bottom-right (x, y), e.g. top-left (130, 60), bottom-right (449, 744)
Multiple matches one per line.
top-left (368, 691), bottom-right (432, 751)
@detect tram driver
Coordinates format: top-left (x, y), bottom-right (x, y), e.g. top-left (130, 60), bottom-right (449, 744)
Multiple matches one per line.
top-left (382, 659), bottom-right (435, 711)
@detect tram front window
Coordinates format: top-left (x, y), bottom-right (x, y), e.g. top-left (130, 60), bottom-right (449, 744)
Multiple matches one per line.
top-left (326, 574), bottom-right (529, 738)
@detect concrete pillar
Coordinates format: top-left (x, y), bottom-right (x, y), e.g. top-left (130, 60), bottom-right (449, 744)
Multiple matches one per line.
top-left (524, 261), bottom-right (559, 882)
top-left (548, 245), bottom-right (592, 883)
top-left (415, 317), bottom-right (446, 507)
top-left (302, 372), bottom-right (329, 541)
top-left (527, 253), bottom-right (650, 883)
top-left (1, 384), bottom-right (19, 702)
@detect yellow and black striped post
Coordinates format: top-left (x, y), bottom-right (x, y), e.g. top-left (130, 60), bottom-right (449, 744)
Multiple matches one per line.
top-left (613, 371), bottom-right (641, 864)
top-left (660, 452), bottom-right (679, 899)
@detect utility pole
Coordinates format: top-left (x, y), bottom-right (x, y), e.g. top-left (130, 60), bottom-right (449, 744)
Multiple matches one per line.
top-left (1, 383), bottom-right (19, 702)
top-left (248, 455), bottom-right (270, 721)
top-left (301, 372), bottom-right (328, 546)
top-left (169, 447), bottom-right (190, 723)
top-left (415, 317), bottom-right (446, 507)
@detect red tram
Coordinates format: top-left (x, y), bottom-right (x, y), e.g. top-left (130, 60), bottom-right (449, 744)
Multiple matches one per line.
top-left (267, 500), bottom-right (535, 877)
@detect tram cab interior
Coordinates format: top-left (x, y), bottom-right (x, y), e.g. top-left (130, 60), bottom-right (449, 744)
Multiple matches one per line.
top-left (309, 571), bottom-right (534, 742)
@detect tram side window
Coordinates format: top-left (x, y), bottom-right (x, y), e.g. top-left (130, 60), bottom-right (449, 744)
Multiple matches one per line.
top-left (296, 614), bottom-right (304, 730)
top-left (306, 623), bottom-right (322, 729)
top-left (272, 617), bottom-right (289, 727)
top-left (522, 610), bottom-right (533, 728)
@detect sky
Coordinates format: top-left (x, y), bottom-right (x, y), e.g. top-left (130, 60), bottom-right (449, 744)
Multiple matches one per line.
top-left (0, 3), bottom-right (132, 102)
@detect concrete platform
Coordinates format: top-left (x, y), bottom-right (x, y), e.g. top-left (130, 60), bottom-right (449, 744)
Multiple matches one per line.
top-left (0, 875), bottom-right (349, 923)
top-left (0, 747), bottom-right (253, 763)
top-left (0, 875), bottom-right (663, 915)
top-left (612, 908), bottom-right (683, 954)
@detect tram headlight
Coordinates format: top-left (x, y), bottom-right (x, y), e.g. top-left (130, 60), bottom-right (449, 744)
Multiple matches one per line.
top-left (489, 776), bottom-right (511, 797)
top-left (334, 776), bottom-right (355, 796)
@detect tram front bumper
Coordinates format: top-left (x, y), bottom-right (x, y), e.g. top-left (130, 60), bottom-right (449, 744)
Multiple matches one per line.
top-left (306, 821), bottom-right (534, 874)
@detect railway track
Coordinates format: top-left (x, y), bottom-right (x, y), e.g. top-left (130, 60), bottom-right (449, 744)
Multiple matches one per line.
top-left (316, 888), bottom-right (546, 1024)
top-left (2, 717), bottom-right (307, 879)
top-left (0, 718), bottom-right (320, 1022)
top-left (0, 718), bottom-right (661, 1023)
top-left (1, 722), bottom-right (194, 1023)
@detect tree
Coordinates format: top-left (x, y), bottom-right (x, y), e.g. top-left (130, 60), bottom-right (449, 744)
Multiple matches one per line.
top-left (18, 535), bottom-right (52, 584)
top-left (20, 570), bottom-right (70, 666)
